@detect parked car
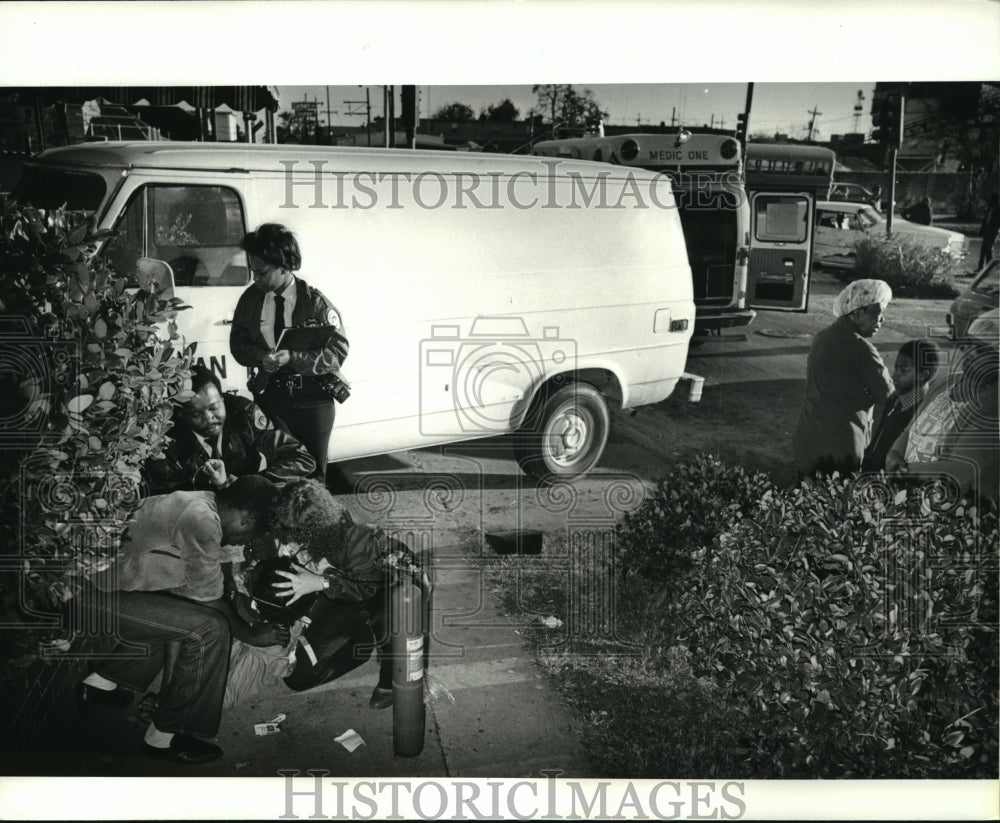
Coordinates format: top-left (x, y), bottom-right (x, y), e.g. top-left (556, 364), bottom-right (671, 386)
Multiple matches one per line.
top-left (813, 201), bottom-right (968, 270)
top-left (948, 259), bottom-right (1000, 339)
top-left (829, 182), bottom-right (878, 206)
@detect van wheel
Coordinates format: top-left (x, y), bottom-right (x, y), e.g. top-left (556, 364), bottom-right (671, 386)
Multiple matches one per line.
top-left (514, 383), bottom-right (611, 480)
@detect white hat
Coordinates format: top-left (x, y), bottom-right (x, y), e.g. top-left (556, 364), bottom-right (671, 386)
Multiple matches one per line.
top-left (833, 279), bottom-right (893, 317)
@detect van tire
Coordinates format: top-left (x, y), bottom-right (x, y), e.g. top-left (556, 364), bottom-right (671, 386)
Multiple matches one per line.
top-left (514, 383), bottom-right (611, 480)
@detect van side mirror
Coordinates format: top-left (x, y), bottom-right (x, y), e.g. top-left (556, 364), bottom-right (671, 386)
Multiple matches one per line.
top-left (136, 257), bottom-right (176, 297)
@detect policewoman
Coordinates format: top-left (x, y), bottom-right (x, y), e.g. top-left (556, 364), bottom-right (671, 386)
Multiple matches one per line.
top-left (230, 223), bottom-right (349, 482)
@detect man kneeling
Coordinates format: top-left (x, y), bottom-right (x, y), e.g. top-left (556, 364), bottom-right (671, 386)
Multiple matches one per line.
top-left (225, 479), bottom-right (425, 709)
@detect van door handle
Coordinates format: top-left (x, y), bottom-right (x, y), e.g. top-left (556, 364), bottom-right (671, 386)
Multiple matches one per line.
top-left (217, 319), bottom-right (233, 325)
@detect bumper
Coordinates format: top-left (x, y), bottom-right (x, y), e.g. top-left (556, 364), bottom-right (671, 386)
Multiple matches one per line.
top-left (694, 308), bottom-right (756, 333)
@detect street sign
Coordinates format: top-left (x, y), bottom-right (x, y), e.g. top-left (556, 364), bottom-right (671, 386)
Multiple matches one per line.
top-left (292, 101), bottom-right (318, 124)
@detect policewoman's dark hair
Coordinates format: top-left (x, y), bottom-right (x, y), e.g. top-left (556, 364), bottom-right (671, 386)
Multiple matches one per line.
top-left (240, 223), bottom-right (302, 272)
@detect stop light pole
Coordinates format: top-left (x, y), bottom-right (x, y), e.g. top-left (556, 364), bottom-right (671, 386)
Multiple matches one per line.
top-left (873, 90), bottom-right (905, 236)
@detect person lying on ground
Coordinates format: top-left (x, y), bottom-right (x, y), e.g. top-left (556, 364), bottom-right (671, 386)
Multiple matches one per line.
top-left (222, 478), bottom-right (427, 711)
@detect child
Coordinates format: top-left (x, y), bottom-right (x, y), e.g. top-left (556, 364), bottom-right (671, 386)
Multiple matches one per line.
top-left (863, 339), bottom-right (942, 472)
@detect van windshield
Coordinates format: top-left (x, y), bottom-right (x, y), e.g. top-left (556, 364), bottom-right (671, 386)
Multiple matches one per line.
top-left (13, 168), bottom-right (107, 214)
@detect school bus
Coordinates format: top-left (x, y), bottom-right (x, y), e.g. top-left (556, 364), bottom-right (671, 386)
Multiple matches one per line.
top-left (532, 133), bottom-right (817, 335)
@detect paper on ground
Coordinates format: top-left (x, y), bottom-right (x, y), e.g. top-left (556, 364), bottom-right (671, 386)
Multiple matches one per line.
top-left (334, 728), bottom-right (365, 752)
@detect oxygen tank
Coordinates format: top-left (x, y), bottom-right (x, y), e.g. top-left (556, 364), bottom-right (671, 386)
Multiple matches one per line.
top-left (390, 579), bottom-right (425, 757)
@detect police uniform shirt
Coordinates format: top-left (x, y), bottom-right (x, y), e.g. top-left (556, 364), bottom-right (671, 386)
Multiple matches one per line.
top-left (193, 431), bottom-right (225, 461)
top-left (261, 279), bottom-right (297, 350)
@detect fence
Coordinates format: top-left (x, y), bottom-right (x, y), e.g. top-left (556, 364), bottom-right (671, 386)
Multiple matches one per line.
top-left (835, 171), bottom-right (987, 219)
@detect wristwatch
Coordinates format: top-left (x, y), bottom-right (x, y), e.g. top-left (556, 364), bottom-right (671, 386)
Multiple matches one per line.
top-left (321, 575), bottom-right (331, 591)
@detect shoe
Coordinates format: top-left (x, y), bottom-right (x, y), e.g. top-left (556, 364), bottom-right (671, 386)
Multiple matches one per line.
top-left (75, 681), bottom-right (134, 710)
top-left (142, 733), bottom-right (223, 765)
top-left (369, 685), bottom-right (393, 710)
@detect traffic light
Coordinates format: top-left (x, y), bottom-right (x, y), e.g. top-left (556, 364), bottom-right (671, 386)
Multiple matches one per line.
top-left (872, 92), bottom-right (904, 148)
top-left (735, 112), bottom-right (748, 143)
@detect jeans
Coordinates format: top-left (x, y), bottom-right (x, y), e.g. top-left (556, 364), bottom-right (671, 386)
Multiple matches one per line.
top-left (90, 588), bottom-right (231, 737)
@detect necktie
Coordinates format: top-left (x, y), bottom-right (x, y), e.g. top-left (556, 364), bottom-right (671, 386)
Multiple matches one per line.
top-left (273, 293), bottom-right (286, 347)
top-left (210, 439), bottom-right (223, 461)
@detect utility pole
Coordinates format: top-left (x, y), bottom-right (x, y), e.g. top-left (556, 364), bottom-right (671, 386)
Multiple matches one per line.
top-left (345, 87), bottom-right (373, 146)
top-left (383, 86), bottom-right (390, 148)
top-left (806, 106), bottom-right (822, 142)
top-left (389, 85), bottom-right (396, 148)
top-left (670, 107), bottom-right (677, 128)
top-left (735, 82), bottom-right (753, 155)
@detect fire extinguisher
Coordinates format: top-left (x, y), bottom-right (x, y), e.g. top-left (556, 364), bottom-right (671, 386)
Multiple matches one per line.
top-left (390, 576), bottom-right (429, 757)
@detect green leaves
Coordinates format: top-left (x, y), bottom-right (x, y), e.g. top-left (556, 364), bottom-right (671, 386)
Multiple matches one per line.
top-left (615, 454), bottom-right (999, 778)
top-left (0, 199), bottom-right (193, 610)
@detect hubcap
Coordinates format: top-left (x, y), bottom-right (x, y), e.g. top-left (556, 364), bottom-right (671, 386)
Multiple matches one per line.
top-left (546, 407), bottom-right (591, 466)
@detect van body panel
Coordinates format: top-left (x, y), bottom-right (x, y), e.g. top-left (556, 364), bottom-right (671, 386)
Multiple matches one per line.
top-left (18, 142), bottom-right (695, 469)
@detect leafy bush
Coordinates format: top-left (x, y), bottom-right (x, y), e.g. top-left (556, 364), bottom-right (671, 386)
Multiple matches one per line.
top-left (615, 454), bottom-right (773, 584)
top-left (852, 233), bottom-right (961, 298)
top-left (660, 472), bottom-right (998, 777)
top-left (0, 197), bottom-right (191, 612)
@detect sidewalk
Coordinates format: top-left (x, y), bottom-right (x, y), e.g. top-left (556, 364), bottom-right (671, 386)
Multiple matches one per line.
top-left (7, 533), bottom-right (592, 779)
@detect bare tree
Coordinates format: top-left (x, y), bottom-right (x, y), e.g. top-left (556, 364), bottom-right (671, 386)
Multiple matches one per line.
top-left (532, 85), bottom-right (608, 137)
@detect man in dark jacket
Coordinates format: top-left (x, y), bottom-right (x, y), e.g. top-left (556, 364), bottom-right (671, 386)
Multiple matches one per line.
top-left (901, 196), bottom-right (933, 226)
top-left (144, 365), bottom-right (315, 495)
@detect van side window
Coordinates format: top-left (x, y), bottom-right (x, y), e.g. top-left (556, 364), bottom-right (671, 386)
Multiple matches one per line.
top-left (102, 185), bottom-right (249, 287)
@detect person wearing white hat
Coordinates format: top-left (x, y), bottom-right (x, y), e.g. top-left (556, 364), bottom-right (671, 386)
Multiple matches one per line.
top-left (886, 309), bottom-right (999, 504)
top-left (793, 279), bottom-right (895, 479)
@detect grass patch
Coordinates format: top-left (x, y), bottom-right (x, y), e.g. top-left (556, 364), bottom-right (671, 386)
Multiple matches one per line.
top-left (484, 533), bottom-right (747, 777)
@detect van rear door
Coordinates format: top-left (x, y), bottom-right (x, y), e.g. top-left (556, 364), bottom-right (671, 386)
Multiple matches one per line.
top-left (747, 192), bottom-right (813, 311)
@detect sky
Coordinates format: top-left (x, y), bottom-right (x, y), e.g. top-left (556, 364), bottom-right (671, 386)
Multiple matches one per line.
top-left (279, 83), bottom-right (878, 141)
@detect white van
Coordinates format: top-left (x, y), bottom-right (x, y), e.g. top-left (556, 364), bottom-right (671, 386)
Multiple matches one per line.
top-left (16, 142), bottom-right (696, 478)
